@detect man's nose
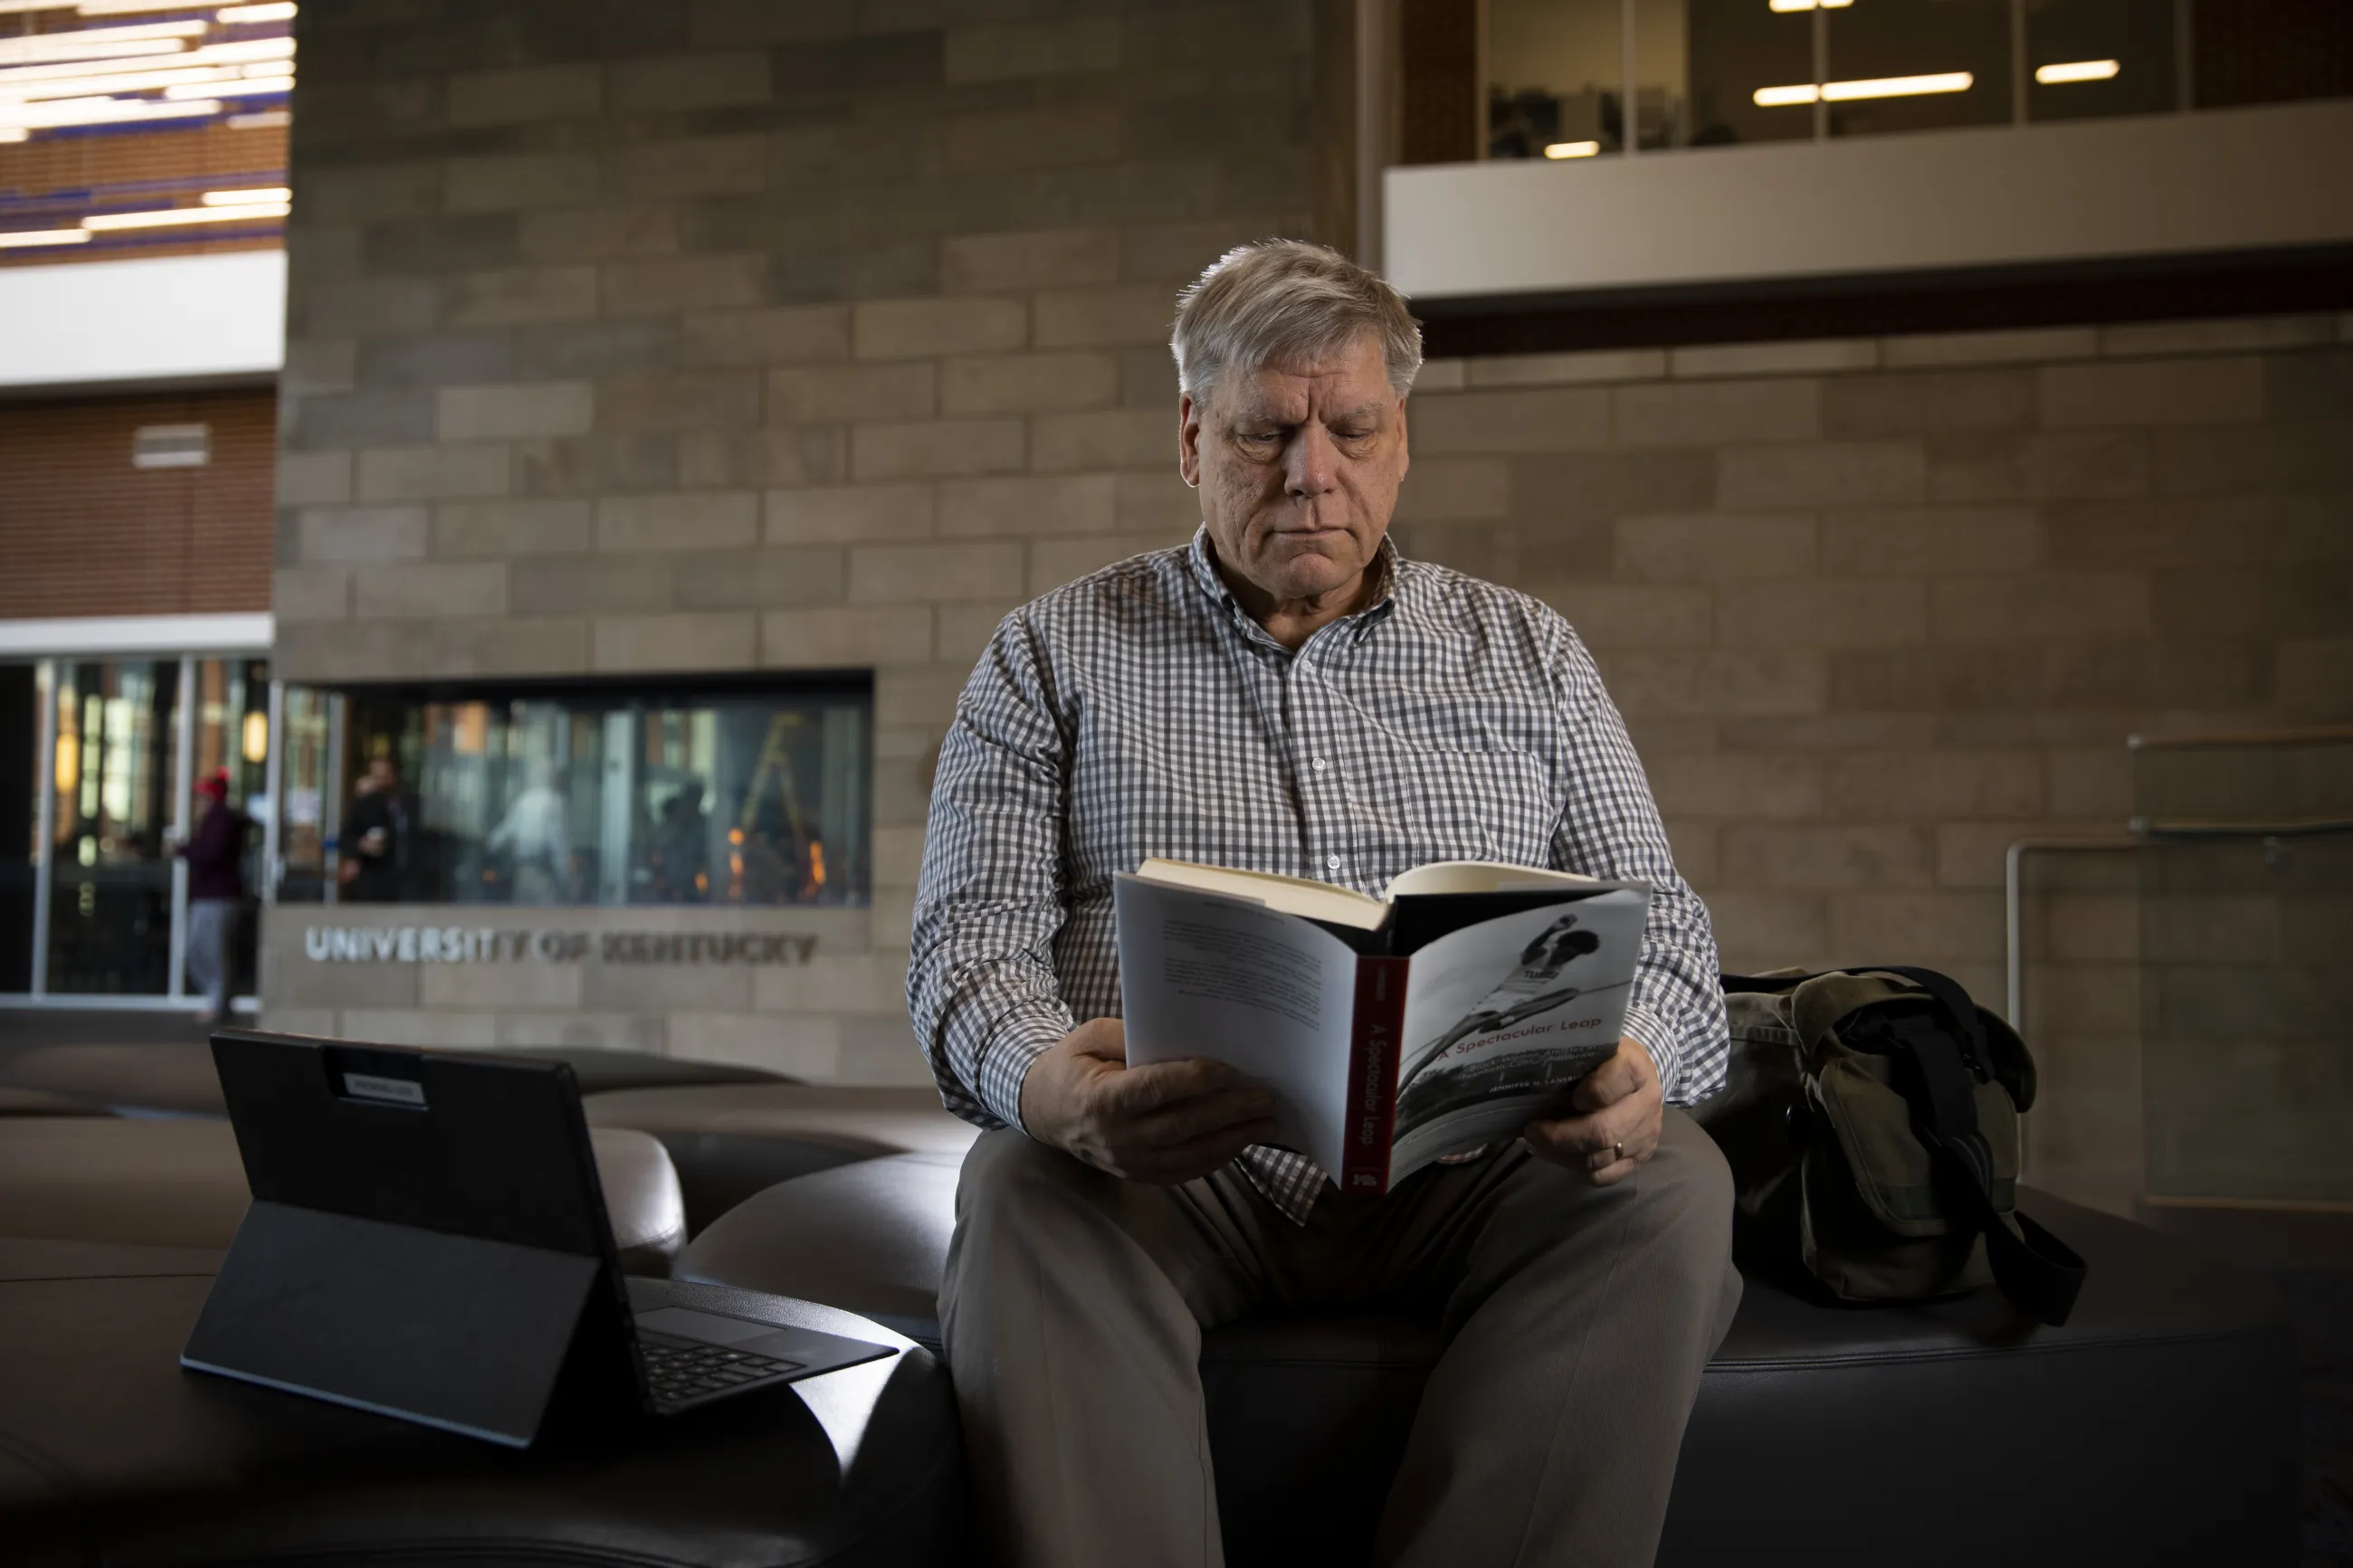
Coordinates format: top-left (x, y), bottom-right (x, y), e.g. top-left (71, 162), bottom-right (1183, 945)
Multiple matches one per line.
top-left (1283, 423), bottom-right (1339, 496)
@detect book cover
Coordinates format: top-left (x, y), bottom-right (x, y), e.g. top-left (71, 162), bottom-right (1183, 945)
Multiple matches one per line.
top-left (1116, 860), bottom-right (1650, 1192)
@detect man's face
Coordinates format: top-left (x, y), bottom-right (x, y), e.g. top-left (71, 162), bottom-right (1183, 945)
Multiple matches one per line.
top-left (369, 759), bottom-right (396, 794)
top-left (1180, 331), bottom-right (1409, 607)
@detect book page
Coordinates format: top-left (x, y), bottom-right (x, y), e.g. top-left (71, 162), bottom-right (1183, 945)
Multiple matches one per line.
top-left (1114, 873), bottom-right (1361, 1176)
top-left (1134, 858), bottom-right (1390, 930)
top-left (1386, 889), bottom-right (1651, 1181)
top-left (1384, 860), bottom-right (1600, 898)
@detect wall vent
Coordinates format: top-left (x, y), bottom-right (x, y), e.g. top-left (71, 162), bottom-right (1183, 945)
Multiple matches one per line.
top-left (132, 423), bottom-right (211, 470)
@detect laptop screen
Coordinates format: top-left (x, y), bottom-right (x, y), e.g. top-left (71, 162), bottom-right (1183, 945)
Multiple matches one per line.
top-left (209, 1030), bottom-right (614, 1263)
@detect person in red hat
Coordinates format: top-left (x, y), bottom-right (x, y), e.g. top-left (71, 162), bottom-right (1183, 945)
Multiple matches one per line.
top-left (177, 769), bottom-right (249, 1024)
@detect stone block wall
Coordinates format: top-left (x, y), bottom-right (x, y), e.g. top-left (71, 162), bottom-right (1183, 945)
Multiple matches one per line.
top-left (1393, 318), bottom-right (2353, 1212)
top-left (268, 0), bottom-right (1320, 1085)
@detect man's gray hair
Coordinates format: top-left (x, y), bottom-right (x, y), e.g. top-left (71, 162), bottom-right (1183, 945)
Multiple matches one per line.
top-left (1169, 239), bottom-right (1424, 407)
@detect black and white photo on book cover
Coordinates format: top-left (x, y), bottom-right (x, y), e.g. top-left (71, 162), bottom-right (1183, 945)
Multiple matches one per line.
top-left (1387, 894), bottom-right (1647, 1172)
top-left (1114, 867), bottom-right (1651, 1184)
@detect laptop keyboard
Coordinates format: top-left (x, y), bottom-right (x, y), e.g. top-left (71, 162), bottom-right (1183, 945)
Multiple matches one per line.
top-left (639, 1334), bottom-right (804, 1410)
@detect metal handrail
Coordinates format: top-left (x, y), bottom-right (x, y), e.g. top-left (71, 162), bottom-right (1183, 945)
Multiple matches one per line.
top-left (2128, 725), bottom-right (2353, 751)
top-left (2129, 817), bottom-right (2353, 839)
top-left (2003, 837), bottom-right (2137, 1030)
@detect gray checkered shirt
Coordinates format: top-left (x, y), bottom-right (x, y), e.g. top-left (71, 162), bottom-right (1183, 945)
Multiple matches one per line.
top-left (909, 527), bottom-right (1728, 1223)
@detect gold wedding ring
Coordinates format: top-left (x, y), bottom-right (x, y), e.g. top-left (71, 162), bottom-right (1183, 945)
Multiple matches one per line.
top-left (1613, 1140), bottom-right (1625, 1163)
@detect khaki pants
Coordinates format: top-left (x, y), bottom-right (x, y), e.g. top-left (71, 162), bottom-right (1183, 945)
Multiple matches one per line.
top-left (940, 1109), bottom-right (1741, 1568)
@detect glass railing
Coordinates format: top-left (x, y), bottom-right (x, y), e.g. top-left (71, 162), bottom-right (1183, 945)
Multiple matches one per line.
top-left (2133, 730), bottom-right (2353, 1206)
top-left (1484, 0), bottom-right (2342, 162)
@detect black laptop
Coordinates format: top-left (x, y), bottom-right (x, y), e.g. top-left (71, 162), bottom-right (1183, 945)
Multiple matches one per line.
top-left (181, 1029), bottom-right (893, 1448)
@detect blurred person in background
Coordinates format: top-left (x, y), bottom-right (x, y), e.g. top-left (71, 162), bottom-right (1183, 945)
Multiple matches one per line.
top-left (487, 758), bottom-right (575, 904)
top-left (176, 769), bottom-right (247, 1024)
top-left (343, 755), bottom-right (410, 903)
top-left (649, 779), bottom-right (710, 902)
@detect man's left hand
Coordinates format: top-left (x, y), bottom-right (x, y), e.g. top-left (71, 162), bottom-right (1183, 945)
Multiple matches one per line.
top-left (1522, 1036), bottom-right (1662, 1187)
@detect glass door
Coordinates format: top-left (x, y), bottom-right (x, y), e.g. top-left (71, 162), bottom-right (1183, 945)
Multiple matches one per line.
top-left (45, 660), bottom-right (182, 995)
top-left (186, 658), bottom-right (271, 1003)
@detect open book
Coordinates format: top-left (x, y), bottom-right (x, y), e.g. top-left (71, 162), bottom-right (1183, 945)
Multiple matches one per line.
top-left (1116, 858), bottom-right (1650, 1194)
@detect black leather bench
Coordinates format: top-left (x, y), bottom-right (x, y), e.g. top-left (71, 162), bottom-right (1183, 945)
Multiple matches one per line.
top-left (0, 1238), bottom-right (966, 1568)
top-left (676, 1152), bottom-right (2306, 1568)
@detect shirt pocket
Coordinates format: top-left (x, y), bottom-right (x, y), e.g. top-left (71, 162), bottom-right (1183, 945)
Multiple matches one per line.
top-left (1354, 745), bottom-right (1557, 878)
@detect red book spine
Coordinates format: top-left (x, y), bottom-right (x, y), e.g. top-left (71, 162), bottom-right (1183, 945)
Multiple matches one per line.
top-left (1340, 956), bottom-right (1410, 1195)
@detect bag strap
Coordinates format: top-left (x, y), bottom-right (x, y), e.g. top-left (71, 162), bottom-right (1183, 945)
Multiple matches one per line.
top-left (1720, 968), bottom-right (2086, 1326)
top-left (1886, 1014), bottom-right (2086, 1326)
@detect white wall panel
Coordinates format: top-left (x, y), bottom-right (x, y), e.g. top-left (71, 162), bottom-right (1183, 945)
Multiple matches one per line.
top-left (1386, 100), bottom-right (2353, 300)
top-left (0, 249), bottom-right (285, 390)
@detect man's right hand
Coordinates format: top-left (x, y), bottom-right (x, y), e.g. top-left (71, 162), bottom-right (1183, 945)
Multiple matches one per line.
top-left (1018, 1018), bottom-right (1277, 1185)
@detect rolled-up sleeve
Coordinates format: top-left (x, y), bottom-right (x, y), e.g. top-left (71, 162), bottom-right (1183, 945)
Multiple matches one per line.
top-left (907, 613), bottom-right (1078, 1133)
top-left (1545, 622), bottom-right (1729, 1104)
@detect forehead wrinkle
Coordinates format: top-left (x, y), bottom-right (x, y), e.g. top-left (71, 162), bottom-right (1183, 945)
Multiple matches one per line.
top-left (1223, 367), bottom-right (1389, 428)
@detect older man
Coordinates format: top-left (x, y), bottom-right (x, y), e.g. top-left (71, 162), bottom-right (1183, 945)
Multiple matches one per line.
top-left (910, 240), bottom-right (1739, 1568)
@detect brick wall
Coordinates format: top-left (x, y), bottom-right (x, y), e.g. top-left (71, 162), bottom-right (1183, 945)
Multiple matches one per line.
top-left (272, 1), bottom-right (2353, 1214)
top-left (0, 389), bottom-right (276, 618)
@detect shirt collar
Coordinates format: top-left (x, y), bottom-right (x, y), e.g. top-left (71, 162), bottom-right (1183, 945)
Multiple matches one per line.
top-left (1185, 525), bottom-right (1404, 649)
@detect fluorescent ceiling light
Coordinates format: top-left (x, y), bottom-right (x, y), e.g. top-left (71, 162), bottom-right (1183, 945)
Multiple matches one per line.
top-left (1754, 71), bottom-right (1972, 105)
top-left (0, 19), bottom-right (205, 63)
top-left (224, 106), bottom-right (282, 128)
top-left (216, 1), bottom-right (294, 18)
top-left (0, 31), bottom-right (293, 82)
top-left (0, 92), bottom-right (219, 128)
top-left (0, 48), bottom-right (197, 84)
top-left (2035, 59), bottom-right (2119, 84)
top-left (1768, 0), bottom-right (1852, 10)
top-left (1542, 139), bottom-right (1600, 159)
top-left (167, 70), bottom-right (286, 96)
top-left (0, 35), bottom-right (182, 68)
top-left (78, 0), bottom-right (230, 11)
top-left (202, 184), bottom-right (288, 204)
top-left (0, 226), bottom-right (91, 246)
top-left (190, 34), bottom-right (292, 62)
top-left (1825, 71), bottom-right (1970, 100)
top-left (83, 198), bottom-right (287, 229)
top-left (0, 125), bottom-right (22, 139)
top-left (0, 64), bottom-right (235, 100)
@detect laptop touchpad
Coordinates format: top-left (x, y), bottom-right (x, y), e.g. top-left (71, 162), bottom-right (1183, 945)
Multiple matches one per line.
top-left (637, 1307), bottom-right (788, 1345)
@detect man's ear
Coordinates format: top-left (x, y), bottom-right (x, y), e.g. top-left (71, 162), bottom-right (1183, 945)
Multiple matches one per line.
top-left (1177, 391), bottom-right (1203, 489)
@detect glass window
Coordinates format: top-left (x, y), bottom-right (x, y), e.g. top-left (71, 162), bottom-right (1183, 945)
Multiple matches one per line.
top-left (326, 679), bottom-right (871, 909)
top-left (187, 657), bottom-right (267, 997)
top-left (2191, 1), bottom-right (2353, 111)
top-left (47, 660), bottom-right (179, 993)
top-left (2027, 0), bottom-right (2177, 122)
top-left (1824, 0), bottom-right (2013, 137)
top-left (1486, 0), bottom-right (1627, 160)
top-left (276, 683), bottom-right (333, 904)
top-left (1487, 0), bottom-right (1824, 156)
top-left (1683, 0), bottom-right (1818, 147)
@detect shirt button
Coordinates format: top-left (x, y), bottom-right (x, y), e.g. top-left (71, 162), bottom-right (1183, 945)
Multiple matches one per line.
top-left (1311, 756), bottom-right (1328, 772)
top-left (1325, 855), bottom-right (1342, 870)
